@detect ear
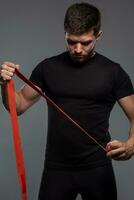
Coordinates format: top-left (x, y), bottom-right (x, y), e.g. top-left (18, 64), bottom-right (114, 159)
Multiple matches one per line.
top-left (96, 30), bottom-right (103, 41)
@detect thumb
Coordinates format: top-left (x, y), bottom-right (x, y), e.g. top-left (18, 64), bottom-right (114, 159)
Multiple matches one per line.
top-left (106, 143), bottom-right (112, 152)
top-left (15, 64), bottom-right (20, 70)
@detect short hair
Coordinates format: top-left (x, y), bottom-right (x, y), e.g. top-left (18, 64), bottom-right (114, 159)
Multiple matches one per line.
top-left (64, 2), bottom-right (101, 35)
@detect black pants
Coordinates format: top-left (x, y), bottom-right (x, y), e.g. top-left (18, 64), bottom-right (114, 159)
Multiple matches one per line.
top-left (38, 164), bottom-right (117, 200)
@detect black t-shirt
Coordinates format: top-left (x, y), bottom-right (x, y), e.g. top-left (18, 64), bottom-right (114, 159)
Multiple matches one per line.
top-left (29, 52), bottom-right (134, 170)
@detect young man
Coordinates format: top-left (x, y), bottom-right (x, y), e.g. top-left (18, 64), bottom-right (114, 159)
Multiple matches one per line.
top-left (0, 2), bottom-right (134, 200)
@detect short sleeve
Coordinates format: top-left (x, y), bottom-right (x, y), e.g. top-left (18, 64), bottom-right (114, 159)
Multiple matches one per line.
top-left (29, 61), bottom-right (45, 92)
top-left (113, 65), bottom-right (134, 100)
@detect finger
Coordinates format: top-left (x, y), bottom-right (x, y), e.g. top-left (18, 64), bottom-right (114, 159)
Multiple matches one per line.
top-left (108, 140), bottom-right (122, 147)
top-left (107, 140), bottom-right (123, 150)
top-left (3, 61), bottom-right (16, 68)
top-left (1, 74), bottom-right (12, 81)
top-left (1, 69), bottom-right (14, 79)
top-left (107, 147), bottom-right (125, 157)
top-left (1, 64), bottom-right (15, 73)
top-left (113, 153), bottom-right (127, 160)
top-left (2, 62), bottom-right (19, 71)
top-left (106, 143), bottom-right (111, 152)
top-left (113, 152), bottom-right (132, 160)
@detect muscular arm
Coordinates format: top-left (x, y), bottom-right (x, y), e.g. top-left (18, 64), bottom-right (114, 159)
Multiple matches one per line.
top-left (119, 94), bottom-right (134, 138)
top-left (0, 61), bottom-right (42, 116)
top-left (1, 83), bottom-right (41, 116)
top-left (106, 94), bottom-right (134, 160)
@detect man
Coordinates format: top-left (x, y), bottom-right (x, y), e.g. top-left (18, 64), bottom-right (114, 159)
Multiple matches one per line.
top-left (0, 2), bottom-right (134, 200)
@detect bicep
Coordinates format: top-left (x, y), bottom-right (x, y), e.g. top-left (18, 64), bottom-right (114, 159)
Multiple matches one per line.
top-left (17, 84), bottom-right (41, 114)
top-left (118, 94), bottom-right (134, 122)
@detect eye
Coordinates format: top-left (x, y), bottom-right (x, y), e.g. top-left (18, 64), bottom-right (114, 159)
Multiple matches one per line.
top-left (81, 41), bottom-right (93, 46)
top-left (67, 39), bottom-right (77, 45)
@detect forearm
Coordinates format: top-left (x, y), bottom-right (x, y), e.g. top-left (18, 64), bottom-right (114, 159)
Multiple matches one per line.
top-left (1, 83), bottom-right (21, 113)
top-left (127, 121), bottom-right (134, 145)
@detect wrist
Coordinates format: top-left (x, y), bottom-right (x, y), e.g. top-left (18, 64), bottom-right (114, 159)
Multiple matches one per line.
top-left (0, 81), bottom-right (6, 86)
top-left (126, 138), bottom-right (134, 155)
top-left (128, 135), bottom-right (134, 144)
top-left (0, 76), bottom-right (6, 86)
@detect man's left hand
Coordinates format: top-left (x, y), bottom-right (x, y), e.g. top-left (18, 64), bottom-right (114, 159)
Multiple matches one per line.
top-left (106, 139), bottom-right (134, 160)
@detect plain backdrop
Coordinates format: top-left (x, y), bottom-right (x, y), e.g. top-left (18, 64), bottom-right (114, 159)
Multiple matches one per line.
top-left (0, 0), bottom-right (134, 199)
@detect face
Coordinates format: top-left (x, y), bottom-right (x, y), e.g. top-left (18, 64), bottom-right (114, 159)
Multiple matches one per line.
top-left (65, 30), bottom-right (102, 63)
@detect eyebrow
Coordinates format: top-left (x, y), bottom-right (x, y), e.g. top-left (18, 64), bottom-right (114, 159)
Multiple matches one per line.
top-left (66, 38), bottom-right (93, 44)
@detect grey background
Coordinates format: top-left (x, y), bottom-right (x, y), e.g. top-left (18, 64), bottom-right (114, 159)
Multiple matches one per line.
top-left (0, 0), bottom-right (134, 199)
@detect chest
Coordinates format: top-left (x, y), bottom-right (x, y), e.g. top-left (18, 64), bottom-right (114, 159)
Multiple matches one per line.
top-left (43, 64), bottom-right (114, 100)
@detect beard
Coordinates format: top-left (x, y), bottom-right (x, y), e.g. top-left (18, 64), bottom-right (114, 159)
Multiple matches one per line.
top-left (68, 48), bottom-right (95, 63)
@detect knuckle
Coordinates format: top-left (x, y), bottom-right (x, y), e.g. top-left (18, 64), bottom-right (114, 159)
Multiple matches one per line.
top-left (11, 68), bottom-right (15, 73)
top-left (113, 140), bottom-right (118, 143)
top-left (4, 61), bottom-right (15, 68)
top-left (1, 64), bottom-right (5, 69)
top-left (1, 70), bottom-right (5, 76)
top-left (3, 64), bottom-right (7, 69)
top-left (10, 72), bottom-right (14, 76)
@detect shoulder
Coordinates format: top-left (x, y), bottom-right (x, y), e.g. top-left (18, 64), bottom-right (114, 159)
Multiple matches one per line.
top-left (96, 52), bottom-right (119, 67)
top-left (31, 52), bottom-right (67, 73)
top-left (39, 51), bottom-right (68, 66)
top-left (96, 52), bottom-right (127, 74)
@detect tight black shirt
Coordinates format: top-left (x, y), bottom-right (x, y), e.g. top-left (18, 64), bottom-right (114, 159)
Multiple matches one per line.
top-left (29, 52), bottom-right (134, 170)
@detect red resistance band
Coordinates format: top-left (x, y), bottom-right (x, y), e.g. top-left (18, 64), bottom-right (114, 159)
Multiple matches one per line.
top-left (7, 68), bottom-right (107, 200)
top-left (7, 80), bottom-right (27, 200)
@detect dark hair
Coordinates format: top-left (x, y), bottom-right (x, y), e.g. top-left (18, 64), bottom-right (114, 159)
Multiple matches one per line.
top-left (64, 2), bottom-right (101, 35)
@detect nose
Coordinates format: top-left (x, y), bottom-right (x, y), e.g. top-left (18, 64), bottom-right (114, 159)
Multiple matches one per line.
top-left (74, 43), bottom-right (82, 54)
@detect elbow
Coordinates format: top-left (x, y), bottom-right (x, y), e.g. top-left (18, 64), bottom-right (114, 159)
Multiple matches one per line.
top-left (17, 111), bottom-right (23, 116)
top-left (3, 101), bottom-right (24, 116)
top-left (2, 101), bottom-right (10, 112)
top-left (17, 109), bottom-right (25, 116)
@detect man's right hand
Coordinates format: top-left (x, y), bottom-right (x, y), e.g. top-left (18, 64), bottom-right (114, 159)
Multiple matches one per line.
top-left (0, 61), bottom-right (20, 82)
top-left (0, 61), bottom-right (41, 115)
